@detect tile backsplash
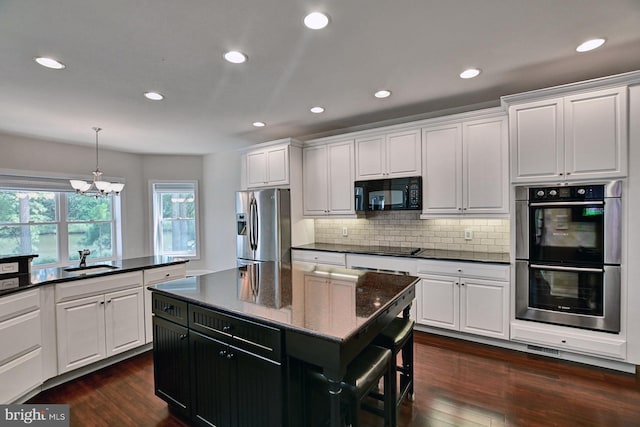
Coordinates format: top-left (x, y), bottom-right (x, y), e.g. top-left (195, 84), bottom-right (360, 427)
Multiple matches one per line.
top-left (314, 212), bottom-right (510, 253)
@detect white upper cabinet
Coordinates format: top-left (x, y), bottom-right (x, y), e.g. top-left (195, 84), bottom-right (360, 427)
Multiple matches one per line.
top-left (508, 86), bottom-right (628, 183)
top-left (422, 114), bottom-right (508, 216)
top-left (246, 144), bottom-right (290, 188)
top-left (355, 129), bottom-right (421, 179)
top-left (463, 116), bottom-right (509, 214)
top-left (303, 140), bottom-right (355, 216)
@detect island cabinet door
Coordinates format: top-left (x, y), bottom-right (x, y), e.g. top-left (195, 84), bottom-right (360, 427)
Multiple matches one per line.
top-left (190, 332), bottom-right (234, 427)
top-left (234, 347), bottom-right (283, 427)
top-left (152, 316), bottom-right (190, 419)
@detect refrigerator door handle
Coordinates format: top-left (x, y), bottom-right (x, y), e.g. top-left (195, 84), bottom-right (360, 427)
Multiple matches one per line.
top-left (249, 197), bottom-right (258, 251)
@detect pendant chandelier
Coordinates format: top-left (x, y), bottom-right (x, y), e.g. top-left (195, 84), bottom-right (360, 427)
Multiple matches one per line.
top-left (69, 127), bottom-right (124, 197)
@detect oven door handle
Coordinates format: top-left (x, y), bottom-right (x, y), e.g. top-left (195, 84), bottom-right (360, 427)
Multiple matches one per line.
top-left (529, 201), bottom-right (604, 207)
top-left (529, 264), bottom-right (604, 273)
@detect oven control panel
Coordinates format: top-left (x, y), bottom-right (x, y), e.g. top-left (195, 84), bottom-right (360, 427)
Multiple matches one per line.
top-left (529, 184), bottom-right (604, 201)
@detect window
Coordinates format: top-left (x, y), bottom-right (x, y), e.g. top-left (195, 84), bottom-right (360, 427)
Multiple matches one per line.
top-left (0, 188), bottom-right (121, 268)
top-left (152, 181), bottom-right (199, 258)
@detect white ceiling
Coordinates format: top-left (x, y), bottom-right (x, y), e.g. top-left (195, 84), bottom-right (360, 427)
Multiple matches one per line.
top-left (1, 0), bottom-right (640, 155)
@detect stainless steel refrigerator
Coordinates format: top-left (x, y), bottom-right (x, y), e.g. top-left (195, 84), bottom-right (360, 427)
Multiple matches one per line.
top-left (236, 188), bottom-right (291, 264)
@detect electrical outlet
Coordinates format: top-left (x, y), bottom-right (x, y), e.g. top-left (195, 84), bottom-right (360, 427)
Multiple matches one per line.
top-left (342, 227), bottom-right (348, 237)
top-left (464, 229), bottom-right (473, 240)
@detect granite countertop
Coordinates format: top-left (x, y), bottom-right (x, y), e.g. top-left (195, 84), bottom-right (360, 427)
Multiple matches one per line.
top-left (0, 256), bottom-right (188, 297)
top-left (150, 261), bottom-right (417, 342)
top-left (293, 242), bottom-right (511, 264)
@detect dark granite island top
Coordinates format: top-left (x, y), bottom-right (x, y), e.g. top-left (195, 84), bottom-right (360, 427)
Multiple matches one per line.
top-left (149, 261), bottom-right (417, 427)
top-left (150, 261), bottom-right (416, 341)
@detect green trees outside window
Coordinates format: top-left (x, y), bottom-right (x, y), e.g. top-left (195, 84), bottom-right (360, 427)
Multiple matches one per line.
top-left (0, 190), bottom-right (117, 266)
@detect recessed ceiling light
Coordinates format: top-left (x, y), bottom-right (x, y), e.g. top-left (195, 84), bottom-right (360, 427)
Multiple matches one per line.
top-left (34, 57), bottom-right (66, 70)
top-left (460, 68), bottom-right (481, 79)
top-left (224, 51), bottom-right (247, 64)
top-left (304, 12), bottom-right (329, 30)
top-left (374, 90), bottom-right (392, 99)
top-left (576, 38), bottom-right (606, 52)
top-left (144, 92), bottom-right (164, 101)
top-left (253, 121), bottom-right (266, 127)
top-left (310, 106), bottom-right (325, 114)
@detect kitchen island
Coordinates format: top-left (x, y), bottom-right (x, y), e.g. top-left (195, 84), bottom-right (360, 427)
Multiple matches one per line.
top-left (150, 261), bottom-right (417, 427)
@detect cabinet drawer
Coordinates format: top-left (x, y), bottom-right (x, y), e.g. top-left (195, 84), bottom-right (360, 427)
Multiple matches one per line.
top-left (55, 271), bottom-right (143, 302)
top-left (292, 250), bottom-right (346, 266)
top-left (0, 262), bottom-right (19, 274)
top-left (144, 264), bottom-right (187, 285)
top-left (190, 305), bottom-right (282, 362)
top-left (0, 309), bottom-right (41, 365)
top-left (417, 260), bottom-right (509, 281)
top-left (0, 289), bottom-right (40, 322)
top-left (152, 293), bottom-right (188, 326)
top-left (511, 322), bottom-right (626, 359)
top-left (0, 347), bottom-right (42, 403)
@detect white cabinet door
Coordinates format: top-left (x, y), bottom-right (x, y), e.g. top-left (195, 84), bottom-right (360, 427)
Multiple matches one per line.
top-left (303, 145), bottom-right (329, 215)
top-left (564, 87), bottom-right (627, 180)
top-left (105, 287), bottom-right (145, 357)
top-left (56, 294), bottom-right (106, 373)
top-left (303, 140), bottom-right (355, 216)
top-left (386, 129), bottom-right (421, 177)
top-left (355, 135), bottom-right (385, 179)
top-left (246, 145), bottom-right (290, 188)
top-left (459, 278), bottom-right (509, 339)
top-left (355, 131), bottom-right (421, 180)
top-left (266, 146), bottom-right (289, 185)
top-left (327, 141), bottom-right (355, 214)
top-left (416, 275), bottom-right (459, 331)
top-left (509, 86), bottom-right (628, 183)
top-left (463, 116), bottom-right (509, 214)
top-left (246, 151), bottom-right (268, 187)
top-left (509, 98), bottom-right (564, 183)
top-left (422, 124), bottom-right (462, 214)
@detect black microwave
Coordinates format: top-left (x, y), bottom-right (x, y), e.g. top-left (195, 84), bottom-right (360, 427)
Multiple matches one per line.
top-left (354, 176), bottom-right (422, 211)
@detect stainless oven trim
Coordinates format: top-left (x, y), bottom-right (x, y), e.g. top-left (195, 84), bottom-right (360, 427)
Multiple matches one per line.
top-left (529, 264), bottom-right (604, 273)
top-left (515, 260), bottom-right (621, 333)
top-left (604, 196), bottom-right (621, 264)
top-left (529, 201), bottom-right (604, 207)
top-left (515, 199), bottom-right (528, 259)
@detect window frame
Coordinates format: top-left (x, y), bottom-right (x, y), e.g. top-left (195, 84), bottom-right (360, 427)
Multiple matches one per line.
top-left (0, 171), bottom-right (123, 269)
top-left (150, 180), bottom-right (200, 260)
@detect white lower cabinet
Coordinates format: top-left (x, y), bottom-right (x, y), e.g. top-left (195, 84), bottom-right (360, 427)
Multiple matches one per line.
top-left (143, 264), bottom-right (187, 344)
top-left (511, 321), bottom-right (626, 360)
top-left (55, 272), bottom-right (144, 374)
top-left (0, 289), bottom-right (42, 403)
top-left (292, 249), bottom-right (346, 267)
top-left (416, 261), bottom-right (509, 340)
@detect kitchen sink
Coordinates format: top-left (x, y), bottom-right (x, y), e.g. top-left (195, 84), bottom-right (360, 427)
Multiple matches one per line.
top-left (64, 264), bottom-right (119, 274)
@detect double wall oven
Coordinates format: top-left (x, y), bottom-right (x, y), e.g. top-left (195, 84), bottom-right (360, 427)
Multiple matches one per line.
top-left (515, 181), bottom-right (622, 333)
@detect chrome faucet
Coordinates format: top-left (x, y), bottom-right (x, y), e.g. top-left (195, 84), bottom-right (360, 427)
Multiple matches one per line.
top-left (78, 249), bottom-right (91, 268)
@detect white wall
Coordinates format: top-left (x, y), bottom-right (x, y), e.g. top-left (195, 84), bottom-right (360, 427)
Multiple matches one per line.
top-left (0, 132), bottom-right (207, 266)
top-left (0, 132), bottom-right (146, 258)
top-left (141, 155), bottom-right (204, 267)
top-left (625, 85), bottom-right (640, 364)
top-left (202, 149), bottom-right (242, 272)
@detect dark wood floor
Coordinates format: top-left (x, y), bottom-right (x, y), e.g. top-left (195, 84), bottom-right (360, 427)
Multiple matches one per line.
top-left (28, 332), bottom-right (640, 426)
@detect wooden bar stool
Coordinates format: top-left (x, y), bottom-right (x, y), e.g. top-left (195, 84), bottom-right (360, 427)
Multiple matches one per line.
top-left (309, 345), bottom-right (394, 427)
top-left (371, 317), bottom-right (415, 426)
